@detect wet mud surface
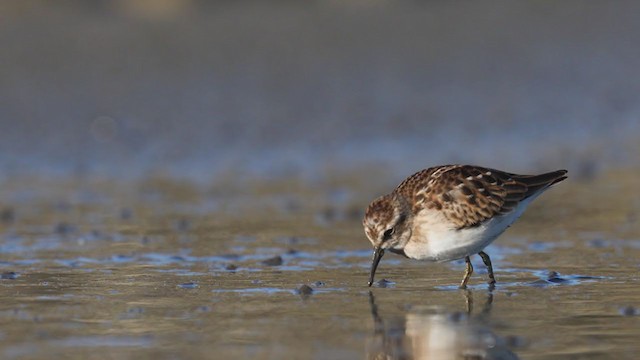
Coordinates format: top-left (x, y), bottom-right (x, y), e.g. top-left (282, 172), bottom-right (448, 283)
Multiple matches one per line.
top-left (0, 171), bottom-right (639, 359)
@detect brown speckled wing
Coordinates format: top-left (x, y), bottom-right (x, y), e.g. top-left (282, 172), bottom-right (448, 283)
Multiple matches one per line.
top-left (396, 165), bottom-right (567, 229)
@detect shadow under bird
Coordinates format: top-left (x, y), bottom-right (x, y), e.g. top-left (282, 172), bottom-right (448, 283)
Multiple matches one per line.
top-left (363, 164), bottom-right (567, 288)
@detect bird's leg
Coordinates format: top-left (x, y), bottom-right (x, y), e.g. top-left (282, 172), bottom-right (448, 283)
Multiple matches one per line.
top-left (459, 256), bottom-right (473, 289)
top-left (478, 251), bottom-right (496, 285)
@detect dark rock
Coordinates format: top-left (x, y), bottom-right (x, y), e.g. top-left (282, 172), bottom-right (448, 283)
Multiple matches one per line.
top-left (120, 208), bottom-right (133, 220)
top-left (196, 306), bottom-right (211, 313)
top-left (262, 255), bottom-right (283, 266)
top-left (54, 222), bottom-right (75, 235)
top-left (620, 306), bottom-right (637, 316)
top-left (176, 218), bottom-right (189, 231)
top-left (588, 239), bottom-right (608, 248)
top-left (178, 282), bottom-right (198, 289)
top-left (225, 264), bottom-right (237, 271)
top-left (0, 272), bottom-right (18, 280)
top-left (1, 208), bottom-right (15, 223)
top-left (296, 284), bottom-right (314, 296)
top-left (504, 335), bottom-right (528, 348)
top-left (546, 271), bottom-right (567, 283)
top-left (320, 207), bottom-right (337, 222)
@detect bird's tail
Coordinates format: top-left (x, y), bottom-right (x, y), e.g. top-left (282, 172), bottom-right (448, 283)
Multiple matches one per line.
top-left (515, 169), bottom-right (568, 198)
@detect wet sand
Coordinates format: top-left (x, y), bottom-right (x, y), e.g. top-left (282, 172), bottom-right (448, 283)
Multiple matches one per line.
top-left (0, 169), bottom-right (638, 359)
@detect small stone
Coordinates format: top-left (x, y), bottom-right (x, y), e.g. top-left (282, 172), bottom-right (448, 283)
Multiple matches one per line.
top-left (55, 222), bottom-right (75, 235)
top-left (225, 264), bottom-right (237, 271)
top-left (620, 306), bottom-right (637, 316)
top-left (1, 208), bottom-right (15, 223)
top-left (196, 306), bottom-right (211, 313)
top-left (320, 207), bottom-right (337, 222)
top-left (504, 335), bottom-right (528, 348)
top-left (127, 307), bottom-right (144, 314)
top-left (0, 272), bottom-right (18, 280)
top-left (588, 239), bottom-right (608, 248)
top-left (262, 255), bottom-right (283, 266)
top-left (120, 208), bottom-right (133, 220)
top-left (546, 271), bottom-right (566, 283)
top-left (296, 284), bottom-right (314, 296)
top-left (176, 218), bottom-right (189, 231)
top-left (178, 282), bottom-right (198, 289)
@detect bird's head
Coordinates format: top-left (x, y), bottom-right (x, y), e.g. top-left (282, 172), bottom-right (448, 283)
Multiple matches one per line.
top-left (363, 193), bottom-right (413, 286)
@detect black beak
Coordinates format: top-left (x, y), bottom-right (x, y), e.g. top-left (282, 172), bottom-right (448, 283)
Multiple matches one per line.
top-left (368, 247), bottom-right (385, 287)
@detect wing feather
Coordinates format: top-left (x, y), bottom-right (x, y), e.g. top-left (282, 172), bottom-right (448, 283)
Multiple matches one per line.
top-left (395, 165), bottom-right (567, 229)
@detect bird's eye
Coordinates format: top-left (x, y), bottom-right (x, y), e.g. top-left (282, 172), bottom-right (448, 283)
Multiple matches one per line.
top-left (383, 228), bottom-right (394, 240)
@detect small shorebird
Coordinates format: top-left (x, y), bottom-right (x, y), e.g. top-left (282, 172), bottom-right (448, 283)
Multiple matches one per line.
top-left (363, 165), bottom-right (567, 288)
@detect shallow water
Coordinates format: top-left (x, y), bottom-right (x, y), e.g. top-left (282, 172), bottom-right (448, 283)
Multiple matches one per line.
top-left (0, 171), bottom-right (638, 359)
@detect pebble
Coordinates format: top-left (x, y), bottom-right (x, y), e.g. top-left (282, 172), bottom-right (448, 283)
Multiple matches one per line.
top-left (196, 306), bottom-right (211, 313)
top-left (54, 222), bottom-right (75, 235)
top-left (0, 272), bottom-right (18, 280)
top-left (178, 282), bottom-right (198, 289)
top-left (262, 255), bottom-right (283, 266)
top-left (176, 218), bottom-right (190, 231)
top-left (620, 306), bottom-right (637, 316)
top-left (296, 284), bottom-right (314, 296)
top-left (546, 271), bottom-right (567, 283)
top-left (120, 208), bottom-right (133, 220)
top-left (1, 208), bottom-right (15, 223)
top-left (588, 239), bottom-right (608, 248)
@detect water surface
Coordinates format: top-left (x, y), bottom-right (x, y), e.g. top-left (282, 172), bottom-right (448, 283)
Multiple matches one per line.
top-left (0, 171), bottom-right (638, 359)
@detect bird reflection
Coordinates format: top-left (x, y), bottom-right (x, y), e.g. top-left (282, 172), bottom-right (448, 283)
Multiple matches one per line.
top-left (367, 290), bottom-right (518, 360)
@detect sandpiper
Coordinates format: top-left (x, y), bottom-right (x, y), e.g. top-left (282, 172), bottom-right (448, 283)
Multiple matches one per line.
top-left (363, 164), bottom-right (567, 288)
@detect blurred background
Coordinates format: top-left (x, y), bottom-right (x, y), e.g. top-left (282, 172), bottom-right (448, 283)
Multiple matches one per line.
top-left (2, 1), bottom-right (639, 185)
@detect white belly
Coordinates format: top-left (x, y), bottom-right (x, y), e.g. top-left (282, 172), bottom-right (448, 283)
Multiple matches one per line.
top-left (403, 196), bottom-right (537, 262)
